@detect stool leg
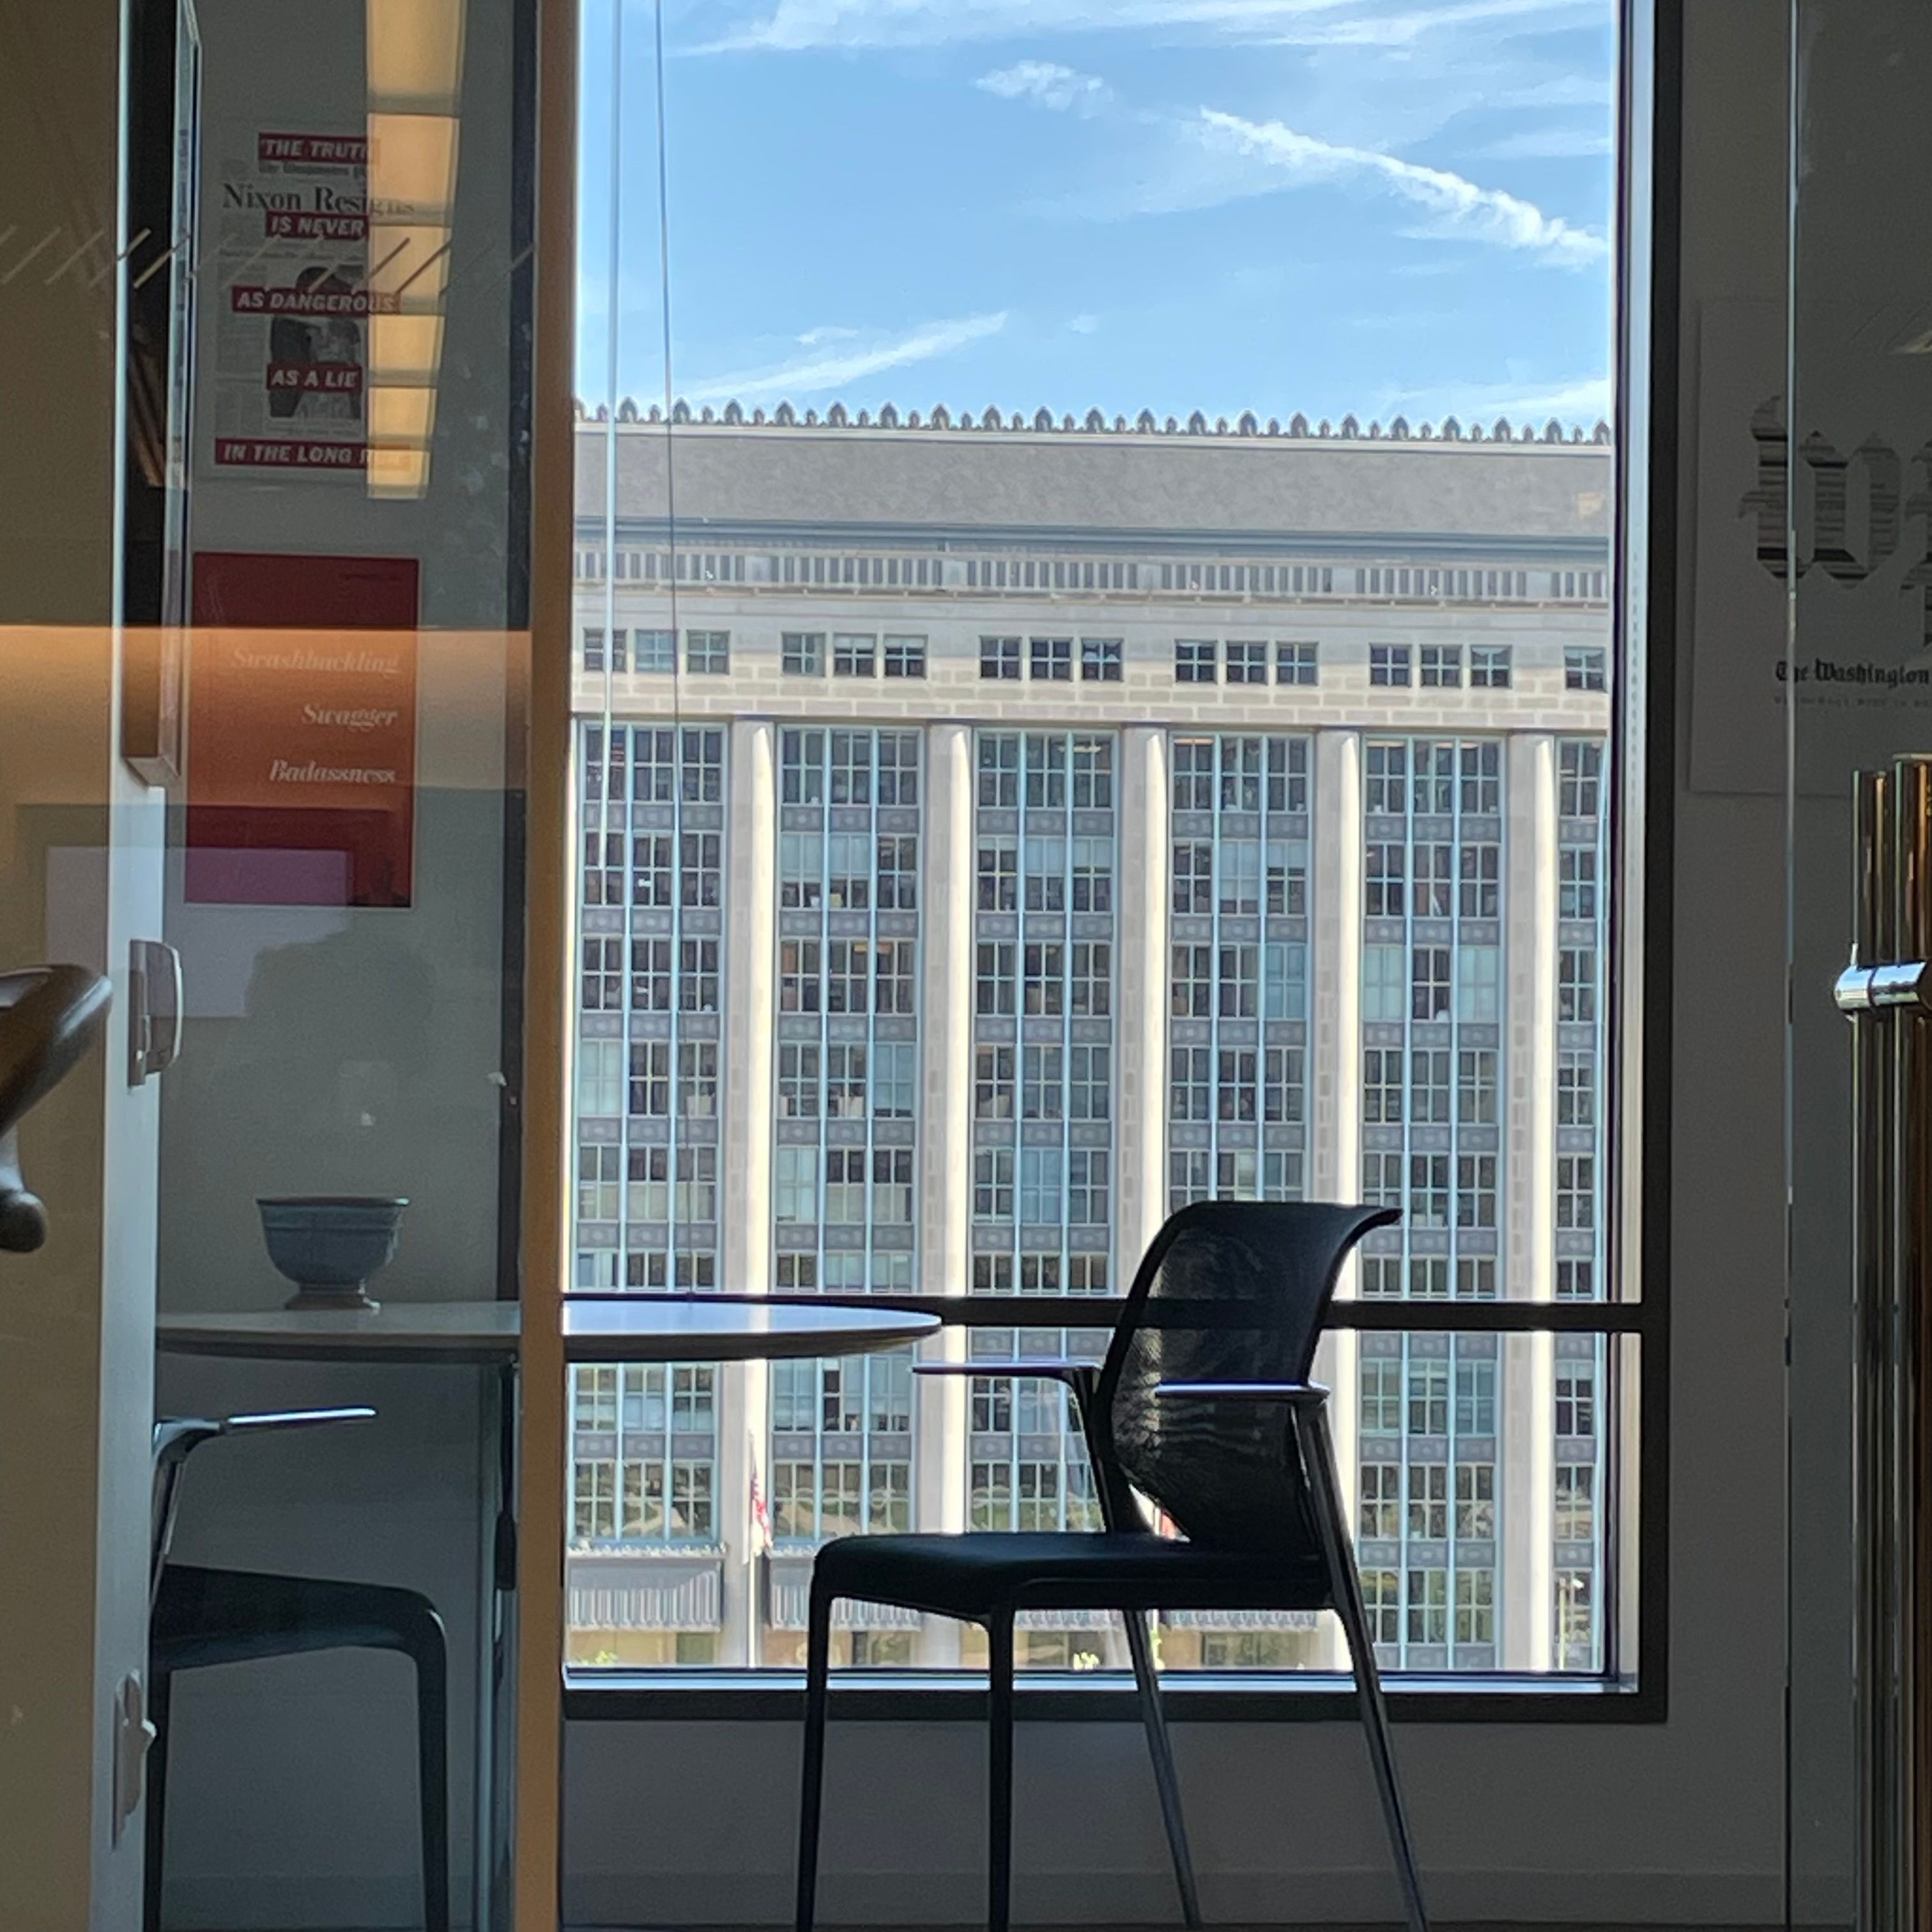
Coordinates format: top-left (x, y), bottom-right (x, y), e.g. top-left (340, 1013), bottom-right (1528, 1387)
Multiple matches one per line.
top-left (986, 1613), bottom-right (1015, 1932)
top-left (795, 1583), bottom-right (834, 1932)
top-left (413, 1639), bottom-right (450, 1932)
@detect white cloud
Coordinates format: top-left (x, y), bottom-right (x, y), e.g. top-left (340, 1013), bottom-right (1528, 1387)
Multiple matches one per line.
top-left (795, 324), bottom-right (862, 346)
top-left (977, 60), bottom-right (1112, 114)
top-left (1379, 371), bottom-right (1611, 423)
top-left (698, 0), bottom-right (1595, 54)
top-left (1067, 312), bottom-right (1100, 334)
top-left (683, 311), bottom-right (1009, 402)
top-left (1195, 109), bottom-right (1607, 264)
top-left (1476, 125), bottom-right (1613, 160)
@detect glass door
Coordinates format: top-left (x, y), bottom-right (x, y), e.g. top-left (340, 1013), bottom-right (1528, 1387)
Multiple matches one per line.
top-left (1785, 7), bottom-right (1932, 1928)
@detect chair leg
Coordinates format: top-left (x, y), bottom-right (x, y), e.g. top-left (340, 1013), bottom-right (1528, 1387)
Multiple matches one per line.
top-left (143, 1667), bottom-right (172, 1932)
top-left (986, 1613), bottom-right (1015, 1932)
top-left (1335, 1584), bottom-right (1427, 1932)
top-left (1301, 1407), bottom-right (1427, 1932)
top-left (795, 1584), bottom-right (834, 1932)
top-left (411, 1632), bottom-right (450, 1932)
top-left (1123, 1611), bottom-right (1201, 1928)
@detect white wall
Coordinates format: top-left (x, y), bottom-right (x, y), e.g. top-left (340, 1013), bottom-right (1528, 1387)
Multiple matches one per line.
top-left (558, 5), bottom-right (1814, 1926)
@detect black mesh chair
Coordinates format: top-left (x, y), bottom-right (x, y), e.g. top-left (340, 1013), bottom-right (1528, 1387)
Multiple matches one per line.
top-left (795, 1200), bottom-right (1423, 1932)
top-left (146, 1411), bottom-right (450, 1932)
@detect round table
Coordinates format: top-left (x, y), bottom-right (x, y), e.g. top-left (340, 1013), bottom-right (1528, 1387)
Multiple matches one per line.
top-left (157, 1296), bottom-right (937, 1364)
top-left (154, 1296), bottom-right (939, 1931)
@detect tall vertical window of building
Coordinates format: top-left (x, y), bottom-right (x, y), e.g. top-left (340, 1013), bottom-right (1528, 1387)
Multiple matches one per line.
top-left (1166, 735), bottom-right (1310, 1215)
top-left (773, 727), bottom-right (922, 1300)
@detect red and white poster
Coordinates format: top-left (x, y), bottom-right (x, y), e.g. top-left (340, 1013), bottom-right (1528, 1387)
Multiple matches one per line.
top-left (206, 128), bottom-right (381, 477)
top-left (188, 551), bottom-right (419, 907)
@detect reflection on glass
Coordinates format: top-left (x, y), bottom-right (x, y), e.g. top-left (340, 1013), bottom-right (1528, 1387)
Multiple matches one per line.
top-left (568, 0), bottom-right (1621, 1677)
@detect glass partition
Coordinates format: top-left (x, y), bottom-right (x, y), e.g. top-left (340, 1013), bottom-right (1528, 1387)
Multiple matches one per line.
top-left (1784, 5), bottom-right (1932, 1926)
top-left (134, 0), bottom-right (549, 1921)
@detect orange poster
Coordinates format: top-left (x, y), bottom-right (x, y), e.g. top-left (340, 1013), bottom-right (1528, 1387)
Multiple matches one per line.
top-left (187, 551), bottom-right (419, 906)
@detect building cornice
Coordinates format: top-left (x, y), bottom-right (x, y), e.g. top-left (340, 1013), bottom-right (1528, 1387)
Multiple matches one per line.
top-left (572, 400), bottom-right (1614, 448)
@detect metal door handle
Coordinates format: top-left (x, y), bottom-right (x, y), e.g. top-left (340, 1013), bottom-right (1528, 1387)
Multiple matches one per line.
top-left (127, 939), bottom-right (181, 1087)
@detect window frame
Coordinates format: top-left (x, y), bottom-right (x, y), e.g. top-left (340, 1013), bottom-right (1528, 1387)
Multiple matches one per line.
top-left (557, 0), bottom-right (1679, 1726)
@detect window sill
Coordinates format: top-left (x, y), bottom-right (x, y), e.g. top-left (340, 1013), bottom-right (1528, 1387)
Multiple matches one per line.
top-left (562, 1668), bottom-right (1658, 1724)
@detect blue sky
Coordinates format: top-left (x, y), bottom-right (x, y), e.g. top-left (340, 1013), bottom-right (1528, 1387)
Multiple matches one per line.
top-left (576, 0), bottom-right (1615, 429)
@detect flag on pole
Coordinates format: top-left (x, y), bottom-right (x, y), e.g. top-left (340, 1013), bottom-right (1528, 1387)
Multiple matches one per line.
top-left (749, 1430), bottom-right (773, 1552)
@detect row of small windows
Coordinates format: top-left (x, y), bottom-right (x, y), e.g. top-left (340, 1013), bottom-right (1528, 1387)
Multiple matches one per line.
top-left (971, 1147), bottom-right (1112, 1224)
top-left (782, 632), bottom-right (928, 678)
top-left (583, 628), bottom-right (733, 675)
top-left (578, 628), bottom-right (1607, 692)
top-left (1366, 644), bottom-right (1513, 689)
top-left (576, 629), bottom-right (1615, 699)
top-left (979, 635), bottom-right (1124, 682)
top-left (1172, 639), bottom-right (1320, 686)
top-left (572, 551), bottom-right (1604, 606)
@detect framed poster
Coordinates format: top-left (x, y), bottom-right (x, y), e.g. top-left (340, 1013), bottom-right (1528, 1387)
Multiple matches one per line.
top-left (187, 551), bottom-right (420, 907)
top-left (204, 127), bottom-right (376, 477)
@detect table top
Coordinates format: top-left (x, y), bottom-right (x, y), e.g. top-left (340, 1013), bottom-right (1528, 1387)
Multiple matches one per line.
top-left (156, 1298), bottom-right (939, 1366)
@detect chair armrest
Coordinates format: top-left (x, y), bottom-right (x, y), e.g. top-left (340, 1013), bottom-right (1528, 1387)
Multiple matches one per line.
top-left (914, 1360), bottom-right (1098, 1385)
top-left (222, 1407), bottom-right (378, 1436)
top-left (149, 1409), bottom-right (376, 1605)
top-left (1154, 1381), bottom-right (1330, 1406)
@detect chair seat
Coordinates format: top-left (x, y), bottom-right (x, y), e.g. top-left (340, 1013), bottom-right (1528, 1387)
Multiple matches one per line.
top-left (813, 1529), bottom-right (1330, 1625)
top-left (153, 1564), bottom-right (443, 1673)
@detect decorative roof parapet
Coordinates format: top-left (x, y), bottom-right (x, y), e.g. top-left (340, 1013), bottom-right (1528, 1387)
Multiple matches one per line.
top-left (574, 397), bottom-right (1613, 445)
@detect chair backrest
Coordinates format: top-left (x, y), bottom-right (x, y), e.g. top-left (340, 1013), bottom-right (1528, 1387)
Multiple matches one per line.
top-left (1098, 1200), bottom-right (1399, 1554)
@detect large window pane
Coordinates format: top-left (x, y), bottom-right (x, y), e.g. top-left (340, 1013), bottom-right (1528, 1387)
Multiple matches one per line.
top-left (569, 0), bottom-right (1627, 1680)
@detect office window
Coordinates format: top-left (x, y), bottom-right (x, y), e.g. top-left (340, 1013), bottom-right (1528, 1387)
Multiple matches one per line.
top-left (1565, 645), bottom-right (1608, 691)
top-left (1560, 847), bottom-right (1598, 921)
top-left (1225, 640), bottom-right (1268, 684)
top-left (1560, 739), bottom-right (1604, 818)
top-left (686, 629), bottom-right (730, 675)
top-left (634, 629), bottom-right (677, 673)
top-left (567, 8), bottom-right (1634, 1674)
top-left (783, 631), bottom-right (825, 675)
top-left (1276, 641), bottom-right (1318, 686)
top-left (583, 625), bottom-right (626, 673)
top-left (1030, 636), bottom-right (1072, 682)
top-left (883, 634), bottom-right (926, 678)
top-left (1555, 1464), bottom-right (1595, 1540)
top-left (981, 635), bottom-right (1022, 680)
top-left (1081, 636), bottom-right (1123, 682)
top-left (1175, 638), bottom-right (1217, 684)
top-left (834, 633), bottom-right (877, 678)
top-left (1559, 948), bottom-right (1598, 1023)
top-left (1469, 645), bottom-right (1512, 688)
